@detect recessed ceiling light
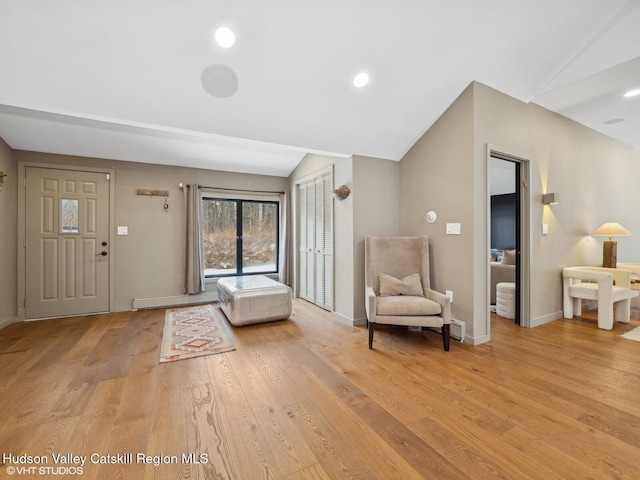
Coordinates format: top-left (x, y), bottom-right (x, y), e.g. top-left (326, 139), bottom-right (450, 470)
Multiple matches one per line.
top-left (353, 72), bottom-right (369, 88)
top-left (623, 88), bottom-right (640, 98)
top-left (215, 27), bottom-right (235, 48)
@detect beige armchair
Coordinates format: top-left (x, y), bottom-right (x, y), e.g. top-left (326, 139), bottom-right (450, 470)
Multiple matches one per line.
top-left (365, 235), bottom-right (451, 350)
top-left (562, 266), bottom-right (639, 330)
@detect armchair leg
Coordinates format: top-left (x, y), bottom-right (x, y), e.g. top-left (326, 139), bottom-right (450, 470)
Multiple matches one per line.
top-left (368, 322), bottom-right (375, 349)
top-left (442, 324), bottom-right (450, 351)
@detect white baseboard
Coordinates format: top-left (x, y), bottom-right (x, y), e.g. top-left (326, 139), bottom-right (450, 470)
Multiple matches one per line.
top-left (0, 316), bottom-right (18, 329)
top-left (132, 292), bottom-right (219, 310)
top-left (464, 333), bottom-right (490, 345)
top-left (531, 310), bottom-right (563, 327)
top-left (352, 316), bottom-right (367, 326)
top-left (331, 311), bottom-right (362, 326)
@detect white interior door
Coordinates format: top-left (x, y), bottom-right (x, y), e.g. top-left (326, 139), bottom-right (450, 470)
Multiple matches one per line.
top-left (25, 167), bottom-right (110, 319)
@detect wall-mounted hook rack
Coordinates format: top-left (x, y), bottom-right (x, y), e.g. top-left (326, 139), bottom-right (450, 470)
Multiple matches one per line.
top-left (136, 189), bottom-right (169, 197)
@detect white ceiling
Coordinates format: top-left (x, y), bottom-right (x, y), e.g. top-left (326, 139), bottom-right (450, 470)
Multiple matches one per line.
top-left (0, 0), bottom-right (639, 177)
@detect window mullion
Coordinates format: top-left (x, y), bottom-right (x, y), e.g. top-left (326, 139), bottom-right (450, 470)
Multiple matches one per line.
top-left (236, 200), bottom-right (243, 274)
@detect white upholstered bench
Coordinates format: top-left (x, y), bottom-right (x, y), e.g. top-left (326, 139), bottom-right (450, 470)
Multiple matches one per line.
top-left (216, 275), bottom-right (292, 326)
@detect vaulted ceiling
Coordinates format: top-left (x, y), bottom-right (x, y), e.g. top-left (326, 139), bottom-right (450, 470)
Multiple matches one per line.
top-left (1, 0), bottom-right (639, 177)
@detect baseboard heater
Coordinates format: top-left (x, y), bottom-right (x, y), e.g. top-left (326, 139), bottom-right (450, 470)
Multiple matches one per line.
top-left (430, 318), bottom-right (466, 343)
top-left (450, 318), bottom-right (466, 342)
top-left (132, 292), bottom-right (218, 310)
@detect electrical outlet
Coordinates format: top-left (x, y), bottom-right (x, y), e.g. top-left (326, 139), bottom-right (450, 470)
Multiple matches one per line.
top-left (446, 290), bottom-right (453, 303)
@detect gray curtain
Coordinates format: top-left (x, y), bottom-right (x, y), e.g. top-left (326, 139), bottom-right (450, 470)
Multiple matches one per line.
top-left (278, 192), bottom-right (290, 285)
top-left (185, 184), bottom-right (205, 294)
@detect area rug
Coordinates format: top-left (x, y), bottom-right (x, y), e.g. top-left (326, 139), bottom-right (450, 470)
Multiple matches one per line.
top-left (160, 304), bottom-right (235, 363)
top-left (620, 326), bottom-right (640, 342)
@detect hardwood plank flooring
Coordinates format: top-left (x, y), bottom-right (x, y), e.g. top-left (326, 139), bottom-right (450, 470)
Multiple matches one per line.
top-left (1, 301), bottom-right (640, 479)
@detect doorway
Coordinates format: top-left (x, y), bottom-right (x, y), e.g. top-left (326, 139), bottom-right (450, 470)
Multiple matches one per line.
top-left (488, 147), bottom-right (530, 330)
top-left (21, 165), bottom-right (112, 320)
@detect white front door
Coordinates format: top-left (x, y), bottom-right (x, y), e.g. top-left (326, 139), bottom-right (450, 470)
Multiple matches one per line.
top-left (25, 167), bottom-right (110, 319)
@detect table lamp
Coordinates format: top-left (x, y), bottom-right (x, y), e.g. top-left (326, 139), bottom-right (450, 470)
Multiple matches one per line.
top-left (592, 222), bottom-right (631, 268)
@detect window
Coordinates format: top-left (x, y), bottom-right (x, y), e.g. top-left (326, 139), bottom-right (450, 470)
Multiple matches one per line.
top-left (60, 198), bottom-right (79, 233)
top-left (202, 197), bottom-right (279, 277)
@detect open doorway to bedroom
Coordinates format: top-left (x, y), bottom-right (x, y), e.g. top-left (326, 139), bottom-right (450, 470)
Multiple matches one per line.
top-left (488, 147), bottom-right (530, 330)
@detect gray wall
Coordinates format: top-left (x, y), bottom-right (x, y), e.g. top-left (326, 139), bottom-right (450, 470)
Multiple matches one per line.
top-left (15, 150), bottom-right (288, 313)
top-left (0, 137), bottom-right (17, 327)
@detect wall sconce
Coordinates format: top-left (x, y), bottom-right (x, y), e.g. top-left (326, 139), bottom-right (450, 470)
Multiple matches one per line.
top-left (542, 193), bottom-right (559, 205)
top-left (592, 222), bottom-right (631, 268)
top-left (332, 185), bottom-right (351, 200)
top-left (0, 169), bottom-right (6, 191)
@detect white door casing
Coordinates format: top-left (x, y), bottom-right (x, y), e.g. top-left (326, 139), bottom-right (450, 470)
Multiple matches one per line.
top-left (25, 167), bottom-right (110, 319)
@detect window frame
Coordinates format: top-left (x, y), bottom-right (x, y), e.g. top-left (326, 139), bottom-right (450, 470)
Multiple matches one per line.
top-left (201, 195), bottom-right (280, 279)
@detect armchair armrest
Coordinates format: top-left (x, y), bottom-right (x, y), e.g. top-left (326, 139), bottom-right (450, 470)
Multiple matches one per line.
top-left (425, 288), bottom-right (451, 324)
top-left (365, 286), bottom-right (377, 324)
top-left (610, 268), bottom-right (632, 288)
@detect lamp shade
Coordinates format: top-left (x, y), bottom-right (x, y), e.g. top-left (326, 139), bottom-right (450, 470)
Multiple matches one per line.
top-left (592, 222), bottom-right (631, 240)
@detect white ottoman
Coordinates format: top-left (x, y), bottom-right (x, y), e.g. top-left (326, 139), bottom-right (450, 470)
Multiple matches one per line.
top-left (496, 282), bottom-right (516, 319)
top-left (216, 275), bottom-right (292, 326)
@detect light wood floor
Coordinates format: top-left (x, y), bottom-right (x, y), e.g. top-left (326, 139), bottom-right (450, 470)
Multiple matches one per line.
top-left (1, 300), bottom-right (640, 479)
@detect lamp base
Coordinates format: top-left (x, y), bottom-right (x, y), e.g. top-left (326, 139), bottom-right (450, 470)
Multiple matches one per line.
top-left (603, 240), bottom-right (617, 268)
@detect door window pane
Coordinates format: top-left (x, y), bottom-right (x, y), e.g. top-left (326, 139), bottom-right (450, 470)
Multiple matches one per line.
top-left (60, 198), bottom-right (79, 233)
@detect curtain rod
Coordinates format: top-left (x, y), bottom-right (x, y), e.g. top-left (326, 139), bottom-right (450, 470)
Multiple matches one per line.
top-left (198, 185), bottom-right (285, 195)
top-left (179, 183), bottom-right (285, 195)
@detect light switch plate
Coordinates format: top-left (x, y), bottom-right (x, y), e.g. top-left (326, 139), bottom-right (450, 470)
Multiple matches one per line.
top-left (117, 226), bottom-right (128, 235)
top-left (446, 223), bottom-right (461, 235)
top-left (542, 224), bottom-right (549, 235)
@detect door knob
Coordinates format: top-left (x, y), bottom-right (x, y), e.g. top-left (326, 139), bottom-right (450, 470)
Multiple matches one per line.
top-left (96, 251), bottom-right (108, 256)
top-left (102, 241), bottom-right (107, 246)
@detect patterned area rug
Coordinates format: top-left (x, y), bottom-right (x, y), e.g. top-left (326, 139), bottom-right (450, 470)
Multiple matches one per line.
top-left (620, 326), bottom-right (640, 342)
top-left (160, 304), bottom-right (235, 363)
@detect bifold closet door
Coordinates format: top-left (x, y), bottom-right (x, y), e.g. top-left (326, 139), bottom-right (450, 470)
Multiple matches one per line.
top-left (297, 173), bottom-right (333, 311)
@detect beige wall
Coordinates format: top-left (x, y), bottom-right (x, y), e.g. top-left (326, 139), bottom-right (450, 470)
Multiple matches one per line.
top-left (15, 150), bottom-right (288, 313)
top-left (399, 84), bottom-right (475, 332)
top-left (472, 82), bottom-right (640, 329)
top-left (288, 153), bottom-right (355, 322)
top-left (7, 82), bottom-right (639, 333)
top-left (398, 81), bottom-right (640, 343)
top-left (288, 153), bottom-right (400, 325)
top-left (0, 137), bottom-right (17, 327)
top-left (352, 155), bottom-right (400, 323)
